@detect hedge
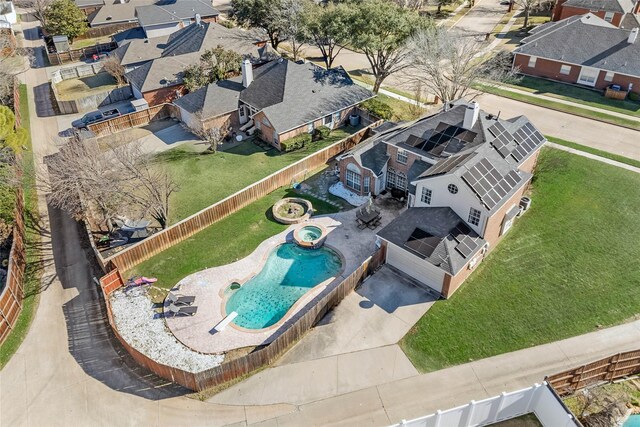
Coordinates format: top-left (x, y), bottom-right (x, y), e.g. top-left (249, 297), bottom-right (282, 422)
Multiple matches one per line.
top-left (280, 132), bottom-right (312, 152)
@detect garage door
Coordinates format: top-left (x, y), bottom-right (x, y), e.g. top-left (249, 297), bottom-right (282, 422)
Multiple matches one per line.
top-left (386, 243), bottom-right (445, 293)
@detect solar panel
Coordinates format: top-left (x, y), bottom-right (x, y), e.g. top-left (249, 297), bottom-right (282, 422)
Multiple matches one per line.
top-left (511, 122), bottom-right (545, 162)
top-left (488, 122), bottom-right (517, 159)
top-left (461, 159), bottom-right (522, 210)
top-left (417, 123), bottom-right (477, 156)
top-left (455, 236), bottom-right (477, 258)
top-left (404, 228), bottom-right (442, 258)
top-left (406, 134), bottom-right (426, 148)
top-left (451, 223), bottom-right (471, 243)
top-left (422, 152), bottom-right (476, 177)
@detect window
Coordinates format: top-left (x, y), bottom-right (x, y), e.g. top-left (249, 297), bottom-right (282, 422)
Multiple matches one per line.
top-left (386, 169), bottom-right (407, 191)
top-left (560, 65), bottom-right (571, 75)
top-left (396, 150), bottom-right (408, 165)
top-left (239, 107), bottom-right (245, 117)
top-left (323, 115), bottom-right (332, 125)
top-left (182, 19), bottom-right (192, 26)
top-left (255, 120), bottom-right (262, 130)
top-left (346, 169), bottom-right (361, 192)
top-left (604, 71), bottom-right (615, 82)
top-left (528, 56), bottom-right (537, 68)
top-left (308, 122), bottom-right (314, 133)
top-left (468, 207), bottom-right (481, 226)
top-left (604, 11), bottom-right (614, 22)
top-left (421, 187), bottom-right (432, 204)
top-left (577, 67), bottom-right (599, 86)
top-left (448, 184), bottom-right (458, 194)
top-left (363, 176), bottom-right (370, 193)
top-left (262, 118), bottom-right (271, 128)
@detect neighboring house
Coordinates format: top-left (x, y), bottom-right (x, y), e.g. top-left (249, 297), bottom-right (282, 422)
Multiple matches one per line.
top-left (552, 0), bottom-right (640, 27)
top-left (237, 59), bottom-right (374, 148)
top-left (513, 14), bottom-right (640, 94)
top-left (74, 0), bottom-right (105, 17)
top-left (0, 1), bottom-right (16, 25)
top-left (90, 0), bottom-right (156, 27)
top-left (121, 21), bottom-right (271, 105)
top-left (136, 0), bottom-right (219, 38)
top-left (339, 100), bottom-right (545, 297)
top-left (175, 59), bottom-right (375, 148)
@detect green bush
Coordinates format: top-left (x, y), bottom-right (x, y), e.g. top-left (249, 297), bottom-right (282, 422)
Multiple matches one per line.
top-left (280, 132), bottom-right (312, 152)
top-left (312, 126), bottom-right (331, 141)
top-left (361, 98), bottom-right (393, 120)
top-left (629, 92), bottom-right (640, 102)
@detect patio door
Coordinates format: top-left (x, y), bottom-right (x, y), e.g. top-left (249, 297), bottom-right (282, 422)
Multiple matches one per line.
top-left (577, 67), bottom-right (599, 87)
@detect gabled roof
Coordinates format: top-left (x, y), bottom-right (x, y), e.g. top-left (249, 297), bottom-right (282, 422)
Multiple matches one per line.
top-left (377, 207), bottom-right (486, 275)
top-left (173, 76), bottom-right (243, 118)
top-left (562, 0), bottom-right (635, 14)
top-left (515, 13), bottom-right (640, 77)
top-left (136, 0), bottom-right (219, 27)
top-left (239, 60), bottom-right (374, 134)
top-left (90, 0), bottom-right (156, 26)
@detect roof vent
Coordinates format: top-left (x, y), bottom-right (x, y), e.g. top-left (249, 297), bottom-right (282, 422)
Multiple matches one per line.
top-left (195, 13), bottom-right (201, 26)
top-left (628, 28), bottom-right (638, 44)
top-left (463, 101), bottom-right (480, 130)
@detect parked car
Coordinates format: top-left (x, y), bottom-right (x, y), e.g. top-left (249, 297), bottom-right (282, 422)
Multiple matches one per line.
top-left (72, 109), bottom-right (120, 129)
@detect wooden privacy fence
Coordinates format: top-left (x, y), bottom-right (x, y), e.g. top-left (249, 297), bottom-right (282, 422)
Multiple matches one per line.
top-left (0, 186), bottom-right (26, 344)
top-left (75, 22), bottom-right (139, 40)
top-left (50, 63), bottom-right (105, 84)
top-left (99, 246), bottom-right (386, 391)
top-left (12, 78), bottom-right (20, 128)
top-left (87, 103), bottom-right (180, 137)
top-left (546, 349), bottom-right (640, 396)
top-left (100, 123), bottom-right (380, 273)
top-left (47, 42), bottom-right (118, 66)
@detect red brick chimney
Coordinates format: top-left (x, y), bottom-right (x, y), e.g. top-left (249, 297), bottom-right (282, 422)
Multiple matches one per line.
top-left (634, 0), bottom-right (640, 14)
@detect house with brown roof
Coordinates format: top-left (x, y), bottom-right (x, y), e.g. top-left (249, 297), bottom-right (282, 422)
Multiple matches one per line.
top-left (338, 100), bottom-right (545, 297)
top-left (552, 0), bottom-right (640, 27)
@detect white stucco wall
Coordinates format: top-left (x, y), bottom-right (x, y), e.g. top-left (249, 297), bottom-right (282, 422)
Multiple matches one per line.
top-left (0, 1), bottom-right (17, 25)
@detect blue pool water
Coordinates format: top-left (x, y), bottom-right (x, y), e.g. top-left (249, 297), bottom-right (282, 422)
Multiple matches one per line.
top-left (624, 415), bottom-right (640, 427)
top-left (225, 243), bottom-right (342, 329)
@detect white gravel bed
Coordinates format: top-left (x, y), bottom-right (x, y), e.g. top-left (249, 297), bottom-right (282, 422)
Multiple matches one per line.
top-left (110, 288), bottom-right (224, 373)
top-left (329, 182), bottom-right (369, 206)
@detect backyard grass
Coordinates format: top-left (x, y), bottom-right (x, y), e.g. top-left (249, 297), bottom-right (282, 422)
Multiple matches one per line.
top-left (545, 135), bottom-right (640, 169)
top-left (374, 93), bottom-right (426, 122)
top-left (507, 76), bottom-right (640, 118)
top-left (157, 127), bottom-right (357, 224)
top-left (127, 187), bottom-right (340, 289)
top-left (474, 83), bottom-right (640, 130)
top-left (55, 73), bottom-right (118, 101)
top-left (400, 148), bottom-right (640, 372)
top-left (0, 85), bottom-right (44, 368)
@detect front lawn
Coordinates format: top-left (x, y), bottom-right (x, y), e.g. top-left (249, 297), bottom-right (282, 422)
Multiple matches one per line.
top-left (401, 148), bottom-right (640, 372)
top-left (127, 187), bottom-right (340, 289)
top-left (157, 127), bottom-right (357, 224)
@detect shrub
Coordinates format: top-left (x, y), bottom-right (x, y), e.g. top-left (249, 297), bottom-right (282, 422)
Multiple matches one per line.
top-left (317, 126), bottom-right (331, 139)
top-left (629, 92), bottom-right (640, 102)
top-left (361, 98), bottom-right (393, 120)
top-left (280, 132), bottom-right (311, 152)
top-left (219, 19), bottom-right (235, 29)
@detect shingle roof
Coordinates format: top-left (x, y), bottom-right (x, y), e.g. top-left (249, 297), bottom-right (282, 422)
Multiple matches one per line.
top-left (515, 13), bottom-right (640, 77)
top-left (240, 60), bottom-right (374, 133)
top-left (136, 0), bottom-right (219, 27)
top-left (377, 207), bottom-right (486, 276)
top-left (90, 0), bottom-right (156, 26)
top-left (562, 0), bottom-right (634, 14)
top-left (74, 0), bottom-right (104, 8)
top-left (173, 76), bottom-right (243, 117)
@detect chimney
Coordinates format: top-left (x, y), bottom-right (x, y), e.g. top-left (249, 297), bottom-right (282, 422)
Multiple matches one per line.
top-left (195, 13), bottom-right (201, 26)
top-left (241, 59), bottom-right (253, 88)
top-left (628, 28), bottom-right (638, 44)
top-left (463, 101), bottom-right (480, 130)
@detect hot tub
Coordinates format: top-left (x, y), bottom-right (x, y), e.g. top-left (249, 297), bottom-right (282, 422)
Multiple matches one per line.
top-left (293, 224), bottom-right (328, 249)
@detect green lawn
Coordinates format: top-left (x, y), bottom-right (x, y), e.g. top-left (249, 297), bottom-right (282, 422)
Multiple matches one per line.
top-left (157, 127), bottom-right (356, 224)
top-left (374, 93), bottom-right (426, 122)
top-left (545, 136), bottom-right (640, 169)
top-left (0, 85), bottom-right (43, 368)
top-left (127, 187), bottom-right (340, 289)
top-left (475, 83), bottom-right (640, 130)
top-left (401, 148), bottom-right (640, 372)
top-left (509, 76), bottom-right (640, 118)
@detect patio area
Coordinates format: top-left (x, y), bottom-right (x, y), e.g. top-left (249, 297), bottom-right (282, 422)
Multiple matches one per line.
top-left (164, 197), bottom-right (405, 355)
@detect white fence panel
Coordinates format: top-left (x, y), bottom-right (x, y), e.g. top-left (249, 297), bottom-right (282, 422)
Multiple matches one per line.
top-left (497, 389), bottom-right (534, 421)
top-left (469, 398), bottom-right (497, 426)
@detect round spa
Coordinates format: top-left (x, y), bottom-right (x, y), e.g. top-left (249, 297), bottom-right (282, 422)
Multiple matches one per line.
top-left (293, 224), bottom-right (328, 249)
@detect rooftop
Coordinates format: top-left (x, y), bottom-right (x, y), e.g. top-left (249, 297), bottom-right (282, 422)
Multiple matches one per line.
top-left (136, 0), bottom-right (219, 27)
top-left (173, 76), bottom-right (243, 118)
top-left (562, 0), bottom-right (635, 13)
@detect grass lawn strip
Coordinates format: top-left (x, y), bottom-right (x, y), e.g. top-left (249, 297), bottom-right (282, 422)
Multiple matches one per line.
top-left (400, 148), bottom-right (640, 372)
top-left (128, 187), bottom-right (340, 290)
top-left (545, 136), bottom-right (640, 169)
top-left (0, 85), bottom-right (44, 368)
top-left (475, 83), bottom-right (640, 130)
top-left (159, 128), bottom-right (356, 224)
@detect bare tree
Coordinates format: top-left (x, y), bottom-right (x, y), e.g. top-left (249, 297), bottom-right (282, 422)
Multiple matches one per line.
top-left (192, 125), bottom-right (225, 153)
top-left (14, 0), bottom-right (52, 27)
top-left (280, 0), bottom-right (307, 61)
top-left (0, 31), bottom-right (27, 107)
top-left (102, 56), bottom-right (126, 86)
top-left (406, 28), bottom-right (518, 105)
top-left (44, 135), bottom-right (179, 230)
top-left (514, 0), bottom-right (540, 28)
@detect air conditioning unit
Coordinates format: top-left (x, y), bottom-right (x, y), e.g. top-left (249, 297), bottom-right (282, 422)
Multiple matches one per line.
top-left (519, 197), bottom-right (532, 212)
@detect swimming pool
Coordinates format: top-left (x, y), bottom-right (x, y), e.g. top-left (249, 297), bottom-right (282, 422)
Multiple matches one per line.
top-left (225, 243), bottom-right (343, 330)
top-left (624, 415), bottom-right (640, 427)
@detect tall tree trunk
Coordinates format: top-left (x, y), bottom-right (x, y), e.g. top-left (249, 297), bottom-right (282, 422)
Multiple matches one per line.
top-left (523, 7), bottom-right (530, 28)
top-left (437, 3), bottom-right (442, 13)
top-left (372, 74), bottom-right (385, 93)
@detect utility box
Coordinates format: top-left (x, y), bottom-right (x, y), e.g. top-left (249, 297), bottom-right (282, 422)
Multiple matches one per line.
top-left (130, 98), bottom-right (149, 112)
top-left (52, 35), bottom-right (70, 52)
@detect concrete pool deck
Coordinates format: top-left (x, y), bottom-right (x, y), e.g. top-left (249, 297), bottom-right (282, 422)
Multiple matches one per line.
top-left (165, 203), bottom-right (404, 354)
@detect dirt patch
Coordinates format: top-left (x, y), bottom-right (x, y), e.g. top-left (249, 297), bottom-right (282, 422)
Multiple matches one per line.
top-left (55, 73), bottom-right (118, 101)
top-left (492, 413), bottom-right (542, 427)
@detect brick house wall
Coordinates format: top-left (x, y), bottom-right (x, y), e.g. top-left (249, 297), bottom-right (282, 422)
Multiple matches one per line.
top-left (337, 156), bottom-right (378, 196)
top-left (385, 145), bottom-right (423, 177)
top-left (514, 53), bottom-right (640, 94)
top-left (202, 111), bottom-right (239, 132)
top-left (557, 6), bottom-right (624, 26)
top-left (143, 84), bottom-right (187, 106)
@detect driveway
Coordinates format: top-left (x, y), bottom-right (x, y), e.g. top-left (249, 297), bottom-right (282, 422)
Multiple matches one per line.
top-left (451, 0), bottom-right (509, 35)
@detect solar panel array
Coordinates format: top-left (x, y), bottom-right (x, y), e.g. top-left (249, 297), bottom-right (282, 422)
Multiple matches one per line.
top-left (488, 121), bottom-right (545, 162)
top-left (408, 123), bottom-right (477, 157)
top-left (461, 158), bottom-right (521, 210)
top-left (421, 152), bottom-right (476, 178)
top-left (512, 122), bottom-right (546, 162)
top-left (404, 228), bottom-right (442, 258)
top-left (451, 224), bottom-right (482, 259)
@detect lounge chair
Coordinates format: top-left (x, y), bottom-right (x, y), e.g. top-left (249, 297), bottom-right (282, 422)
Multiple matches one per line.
top-left (167, 292), bottom-right (195, 306)
top-left (168, 303), bottom-right (198, 316)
